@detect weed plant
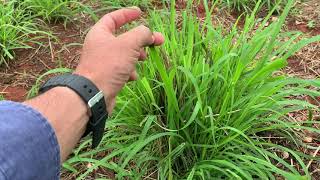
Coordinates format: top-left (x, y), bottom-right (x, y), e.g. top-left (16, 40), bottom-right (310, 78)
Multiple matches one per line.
top-left (0, 1), bottom-right (40, 66)
top-left (64, 0), bottom-right (320, 179)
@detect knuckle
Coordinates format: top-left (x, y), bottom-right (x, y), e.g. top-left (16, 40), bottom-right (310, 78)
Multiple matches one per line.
top-left (138, 25), bottom-right (152, 35)
top-left (107, 14), bottom-right (117, 27)
top-left (136, 25), bottom-right (153, 45)
top-left (132, 48), bottom-right (141, 58)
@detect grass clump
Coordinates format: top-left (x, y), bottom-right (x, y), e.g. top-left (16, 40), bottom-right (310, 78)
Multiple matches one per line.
top-left (65, 0), bottom-right (320, 179)
top-left (23, 0), bottom-right (82, 23)
top-left (0, 0), bottom-right (40, 66)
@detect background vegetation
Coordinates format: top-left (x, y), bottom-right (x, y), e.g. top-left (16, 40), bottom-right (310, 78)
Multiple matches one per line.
top-left (0, 0), bottom-right (39, 65)
top-left (22, 0), bottom-right (81, 23)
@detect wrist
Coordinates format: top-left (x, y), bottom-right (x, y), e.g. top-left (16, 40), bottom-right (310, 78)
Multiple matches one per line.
top-left (72, 71), bottom-right (115, 114)
top-left (39, 73), bottom-right (111, 148)
top-left (50, 87), bottom-right (90, 118)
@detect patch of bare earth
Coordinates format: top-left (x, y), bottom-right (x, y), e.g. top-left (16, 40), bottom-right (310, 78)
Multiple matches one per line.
top-left (285, 0), bottom-right (320, 78)
top-left (283, 1), bottom-right (320, 179)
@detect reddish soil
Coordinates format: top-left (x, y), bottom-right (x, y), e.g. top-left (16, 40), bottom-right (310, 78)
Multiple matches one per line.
top-left (288, 0), bottom-right (320, 35)
top-left (0, 86), bottom-right (27, 101)
top-left (285, 4), bottom-right (320, 79)
top-left (287, 21), bottom-right (320, 36)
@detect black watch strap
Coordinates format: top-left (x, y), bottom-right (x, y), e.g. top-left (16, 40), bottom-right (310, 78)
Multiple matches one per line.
top-left (39, 74), bottom-right (108, 148)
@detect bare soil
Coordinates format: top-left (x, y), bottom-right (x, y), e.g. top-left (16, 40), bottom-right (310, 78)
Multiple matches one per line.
top-left (285, 0), bottom-right (320, 79)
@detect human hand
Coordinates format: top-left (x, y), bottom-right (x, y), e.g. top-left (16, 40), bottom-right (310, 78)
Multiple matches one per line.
top-left (75, 7), bottom-right (165, 114)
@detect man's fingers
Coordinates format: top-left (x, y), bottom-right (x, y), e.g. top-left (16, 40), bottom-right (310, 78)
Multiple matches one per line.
top-left (129, 71), bottom-right (139, 81)
top-left (98, 7), bottom-right (142, 33)
top-left (119, 25), bottom-right (155, 47)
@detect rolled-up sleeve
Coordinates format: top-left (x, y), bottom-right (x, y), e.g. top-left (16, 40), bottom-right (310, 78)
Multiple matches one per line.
top-left (0, 101), bottom-right (60, 180)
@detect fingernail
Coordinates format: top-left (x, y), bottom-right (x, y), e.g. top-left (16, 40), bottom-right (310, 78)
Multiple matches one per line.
top-left (151, 35), bottom-right (155, 44)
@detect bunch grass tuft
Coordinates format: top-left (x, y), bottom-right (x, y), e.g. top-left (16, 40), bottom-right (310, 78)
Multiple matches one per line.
top-left (0, 0), bottom-right (41, 66)
top-left (65, 0), bottom-right (320, 179)
top-left (23, 0), bottom-right (84, 23)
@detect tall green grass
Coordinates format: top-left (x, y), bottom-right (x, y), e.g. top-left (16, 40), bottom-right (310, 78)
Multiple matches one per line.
top-left (65, 0), bottom-right (320, 179)
top-left (0, 1), bottom-right (40, 66)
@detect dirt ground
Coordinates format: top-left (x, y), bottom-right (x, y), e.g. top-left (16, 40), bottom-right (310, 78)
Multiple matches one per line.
top-left (285, 0), bottom-right (320, 79)
top-left (0, 1), bottom-right (319, 179)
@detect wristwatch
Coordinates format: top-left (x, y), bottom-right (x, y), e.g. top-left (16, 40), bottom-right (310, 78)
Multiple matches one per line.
top-left (39, 73), bottom-right (108, 148)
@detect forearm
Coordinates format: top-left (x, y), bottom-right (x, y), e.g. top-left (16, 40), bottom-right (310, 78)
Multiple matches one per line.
top-left (24, 87), bottom-right (89, 161)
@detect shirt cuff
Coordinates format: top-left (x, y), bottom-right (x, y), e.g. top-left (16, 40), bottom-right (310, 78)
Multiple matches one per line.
top-left (0, 101), bottom-right (60, 180)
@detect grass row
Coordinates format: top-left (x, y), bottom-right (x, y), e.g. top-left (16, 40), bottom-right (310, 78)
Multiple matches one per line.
top-left (62, 0), bottom-right (320, 179)
top-left (0, 0), bottom-right (290, 66)
top-left (0, 0), bottom-right (91, 66)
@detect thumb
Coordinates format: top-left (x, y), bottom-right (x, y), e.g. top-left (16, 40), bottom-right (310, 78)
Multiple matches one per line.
top-left (96, 7), bottom-right (142, 34)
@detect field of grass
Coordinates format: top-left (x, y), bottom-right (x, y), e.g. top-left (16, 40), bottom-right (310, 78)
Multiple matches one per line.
top-left (0, 0), bottom-right (41, 66)
top-left (0, 0), bottom-right (320, 179)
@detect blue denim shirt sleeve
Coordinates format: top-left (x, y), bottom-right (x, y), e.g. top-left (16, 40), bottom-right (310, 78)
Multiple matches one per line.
top-left (0, 101), bottom-right (60, 180)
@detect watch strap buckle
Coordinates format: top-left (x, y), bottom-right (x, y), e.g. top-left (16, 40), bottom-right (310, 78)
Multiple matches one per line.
top-left (88, 91), bottom-right (104, 108)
